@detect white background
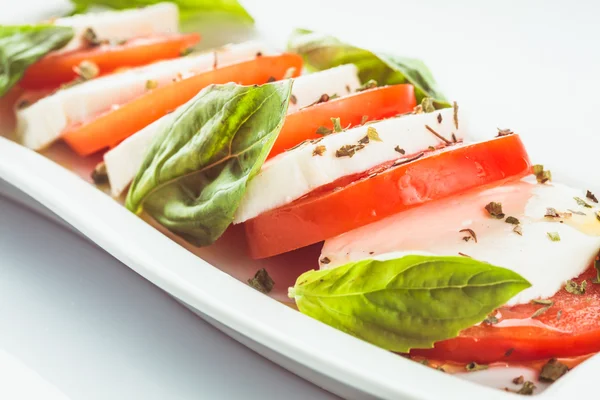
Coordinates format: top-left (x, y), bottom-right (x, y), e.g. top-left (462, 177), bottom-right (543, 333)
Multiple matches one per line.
top-left (1, 0), bottom-right (600, 398)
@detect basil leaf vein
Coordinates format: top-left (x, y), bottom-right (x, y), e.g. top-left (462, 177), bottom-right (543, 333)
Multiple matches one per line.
top-left (0, 25), bottom-right (74, 97)
top-left (289, 255), bottom-right (530, 352)
top-left (126, 81), bottom-right (293, 246)
top-left (287, 28), bottom-right (449, 108)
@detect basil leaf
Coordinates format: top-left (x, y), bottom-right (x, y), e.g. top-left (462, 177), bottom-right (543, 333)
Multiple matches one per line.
top-left (0, 25), bottom-right (74, 97)
top-left (289, 255), bottom-right (530, 352)
top-left (126, 81), bottom-right (293, 246)
top-left (287, 28), bottom-right (449, 108)
top-left (70, 0), bottom-right (254, 22)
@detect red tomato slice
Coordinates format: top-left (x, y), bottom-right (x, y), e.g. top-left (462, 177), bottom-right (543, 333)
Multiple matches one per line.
top-left (62, 53), bottom-right (303, 156)
top-left (411, 266), bottom-right (600, 363)
top-left (268, 84), bottom-right (416, 159)
top-left (245, 134), bottom-right (532, 259)
top-left (20, 34), bottom-right (201, 90)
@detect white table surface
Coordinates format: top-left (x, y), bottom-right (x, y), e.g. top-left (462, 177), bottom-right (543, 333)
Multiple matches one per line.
top-left (0, 185), bottom-right (338, 400)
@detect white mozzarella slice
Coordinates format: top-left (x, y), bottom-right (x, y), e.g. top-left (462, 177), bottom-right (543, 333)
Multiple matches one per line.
top-left (17, 41), bottom-right (268, 151)
top-left (104, 65), bottom-right (362, 197)
top-left (54, 3), bottom-right (179, 52)
top-left (234, 108), bottom-right (465, 223)
top-left (320, 180), bottom-right (600, 306)
top-left (104, 115), bottom-right (174, 197)
top-left (286, 64), bottom-right (360, 112)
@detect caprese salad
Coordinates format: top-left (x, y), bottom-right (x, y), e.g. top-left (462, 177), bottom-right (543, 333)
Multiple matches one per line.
top-left (3, 1), bottom-right (599, 392)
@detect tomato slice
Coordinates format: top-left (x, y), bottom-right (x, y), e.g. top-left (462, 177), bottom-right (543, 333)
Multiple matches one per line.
top-left (268, 84), bottom-right (416, 159)
top-left (20, 34), bottom-right (201, 90)
top-left (62, 53), bottom-right (303, 156)
top-left (411, 266), bottom-right (600, 363)
top-left (245, 134), bottom-right (532, 259)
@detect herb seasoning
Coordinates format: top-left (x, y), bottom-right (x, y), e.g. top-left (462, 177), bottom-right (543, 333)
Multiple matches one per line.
top-left (531, 299), bottom-right (553, 319)
top-left (74, 60), bottom-right (99, 80)
top-left (82, 27), bottom-right (105, 47)
top-left (308, 93), bottom-right (330, 106)
top-left (180, 47), bottom-right (193, 57)
top-left (331, 117), bottom-right (343, 133)
top-left (505, 216), bottom-right (520, 224)
top-left (564, 280), bottom-right (586, 295)
top-left (547, 232), bottom-right (561, 242)
top-left (593, 249), bottom-right (600, 284)
top-left (437, 113), bottom-right (443, 123)
top-left (574, 196), bottom-right (593, 208)
top-left (316, 126), bottom-right (333, 136)
top-left (290, 94), bottom-right (297, 105)
top-left (356, 79), bottom-right (377, 92)
top-left (145, 79), bottom-right (158, 90)
top-left (367, 126), bottom-right (382, 142)
top-left (587, 190), bottom-right (598, 203)
top-left (335, 144), bottom-right (365, 158)
top-left (532, 164), bottom-right (552, 184)
top-left (453, 101), bottom-right (459, 130)
top-left (247, 269), bottom-right (275, 294)
top-left (312, 145), bottom-right (326, 156)
top-left (513, 225), bottom-right (523, 235)
top-left (320, 257), bottom-right (331, 264)
top-left (465, 362), bottom-right (488, 372)
top-left (91, 162), bottom-right (108, 185)
top-left (394, 146), bottom-right (405, 154)
top-left (539, 358), bottom-right (569, 382)
top-left (485, 202), bottom-right (505, 219)
top-left (459, 228), bottom-right (477, 243)
top-left (513, 376), bottom-right (525, 385)
top-left (517, 381), bottom-right (535, 395)
top-left (425, 124), bottom-right (452, 145)
top-left (420, 97), bottom-right (435, 113)
top-left (497, 128), bottom-right (514, 137)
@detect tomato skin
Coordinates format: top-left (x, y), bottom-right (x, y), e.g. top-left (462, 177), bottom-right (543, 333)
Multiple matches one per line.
top-left (61, 53), bottom-right (303, 156)
top-left (411, 266), bottom-right (600, 363)
top-left (20, 34), bottom-right (201, 90)
top-left (245, 134), bottom-right (531, 259)
top-left (268, 84), bottom-right (416, 159)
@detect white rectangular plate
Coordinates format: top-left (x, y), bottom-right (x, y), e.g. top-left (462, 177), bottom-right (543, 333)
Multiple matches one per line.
top-left (2, 0), bottom-right (600, 398)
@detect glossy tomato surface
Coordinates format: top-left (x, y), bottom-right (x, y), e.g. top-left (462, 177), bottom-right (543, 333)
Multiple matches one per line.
top-left (269, 84), bottom-right (416, 158)
top-left (411, 266), bottom-right (600, 363)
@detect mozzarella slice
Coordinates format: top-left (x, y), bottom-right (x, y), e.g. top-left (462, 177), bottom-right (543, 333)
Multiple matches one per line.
top-left (286, 64), bottom-right (360, 112)
top-left (234, 108), bottom-right (466, 223)
top-left (104, 64), bottom-right (361, 197)
top-left (320, 179), bottom-right (600, 306)
top-left (54, 3), bottom-right (179, 53)
top-left (17, 41), bottom-right (268, 151)
top-left (104, 115), bottom-right (174, 197)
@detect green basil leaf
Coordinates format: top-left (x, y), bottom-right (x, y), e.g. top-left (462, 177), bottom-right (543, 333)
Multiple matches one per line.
top-left (289, 255), bottom-right (530, 352)
top-left (287, 28), bottom-right (449, 108)
top-left (70, 0), bottom-right (254, 22)
top-left (126, 81), bottom-right (293, 246)
top-left (0, 25), bottom-right (74, 97)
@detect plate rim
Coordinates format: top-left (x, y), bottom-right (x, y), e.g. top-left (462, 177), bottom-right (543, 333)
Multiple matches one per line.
top-left (0, 135), bottom-right (589, 400)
